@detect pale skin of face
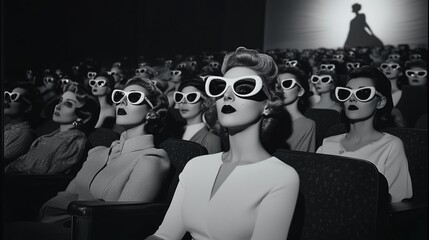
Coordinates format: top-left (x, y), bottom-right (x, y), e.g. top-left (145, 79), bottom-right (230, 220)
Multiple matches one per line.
top-left (406, 66), bottom-right (427, 86)
top-left (52, 91), bottom-right (83, 132)
top-left (115, 84), bottom-right (151, 139)
top-left (216, 66), bottom-right (271, 163)
top-left (277, 73), bottom-right (305, 121)
top-left (177, 86), bottom-right (204, 125)
top-left (340, 77), bottom-right (387, 151)
top-left (4, 87), bottom-right (31, 120)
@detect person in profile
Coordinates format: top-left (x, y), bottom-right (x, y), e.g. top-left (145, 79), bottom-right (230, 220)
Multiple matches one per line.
top-left (344, 3), bottom-right (383, 48)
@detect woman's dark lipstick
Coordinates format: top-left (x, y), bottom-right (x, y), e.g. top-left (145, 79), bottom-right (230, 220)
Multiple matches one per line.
top-left (348, 105), bottom-right (359, 111)
top-left (117, 108), bottom-right (127, 115)
top-left (221, 105), bottom-right (236, 114)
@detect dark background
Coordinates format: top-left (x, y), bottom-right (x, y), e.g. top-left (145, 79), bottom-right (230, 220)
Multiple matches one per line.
top-left (3, 0), bottom-right (266, 79)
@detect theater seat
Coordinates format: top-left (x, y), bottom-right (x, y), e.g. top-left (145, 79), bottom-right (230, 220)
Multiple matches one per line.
top-left (68, 138), bottom-right (208, 240)
top-left (274, 149), bottom-right (389, 240)
top-left (304, 108), bottom-right (342, 148)
top-left (384, 128), bottom-right (428, 240)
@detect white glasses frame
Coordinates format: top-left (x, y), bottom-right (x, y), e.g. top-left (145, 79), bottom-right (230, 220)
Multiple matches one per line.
top-left (205, 75), bottom-right (264, 98)
top-left (111, 89), bottom-right (154, 108)
top-left (173, 91), bottom-right (202, 104)
top-left (335, 86), bottom-right (384, 102)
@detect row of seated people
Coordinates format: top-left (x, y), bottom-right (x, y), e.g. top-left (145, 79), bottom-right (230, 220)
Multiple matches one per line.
top-left (3, 45), bottom-right (427, 239)
top-left (4, 44), bottom-right (427, 169)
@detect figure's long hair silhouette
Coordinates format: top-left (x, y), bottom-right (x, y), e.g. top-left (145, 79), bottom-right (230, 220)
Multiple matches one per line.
top-left (344, 3), bottom-right (384, 48)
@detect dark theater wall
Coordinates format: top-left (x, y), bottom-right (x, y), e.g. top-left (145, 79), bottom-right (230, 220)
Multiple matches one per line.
top-left (3, 0), bottom-right (266, 79)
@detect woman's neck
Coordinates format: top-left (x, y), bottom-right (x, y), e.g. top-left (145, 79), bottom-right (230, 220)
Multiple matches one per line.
top-left (97, 95), bottom-right (111, 108)
top-left (60, 123), bottom-right (74, 132)
top-left (186, 113), bottom-right (203, 125)
top-left (225, 120), bottom-right (271, 164)
top-left (123, 123), bottom-right (146, 139)
top-left (390, 79), bottom-right (400, 92)
top-left (285, 101), bottom-right (304, 121)
top-left (347, 116), bottom-right (379, 140)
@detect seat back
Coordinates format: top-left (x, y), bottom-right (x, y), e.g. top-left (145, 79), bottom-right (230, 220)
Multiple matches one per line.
top-left (395, 86), bottom-right (427, 127)
top-left (274, 149), bottom-right (389, 240)
top-left (87, 127), bottom-right (120, 148)
top-left (158, 138), bottom-right (208, 202)
top-left (304, 108), bottom-right (342, 148)
top-left (414, 113), bottom-right (427, 129)
top-left (384, 128), bottom-right (428, 203)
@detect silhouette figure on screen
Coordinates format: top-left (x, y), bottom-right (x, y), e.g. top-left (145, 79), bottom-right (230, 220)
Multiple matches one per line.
top-left (344, 3), bottom-right (383, 48)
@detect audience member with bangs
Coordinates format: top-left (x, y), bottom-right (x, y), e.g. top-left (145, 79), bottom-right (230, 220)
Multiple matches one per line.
top-left (5, 77), bottom-right (171, 240)
top-left (309, 69), bottom-right (342, 112)
top-left (274, 66), bottom-right (316, 152)
top-left (173, 78), bottom-right (222, 154)
top-left (135, 65), bottom-right (157, 80)
top-left (404, 60), bottom-right (427, 87)
top-left (146, 47), bottom-right (299, 240)
top-left (90, 73), bottom-right (117, 129)
top-left (4, 83), bottom-right (41, 165)
top-left (317, 66), bottom-right (412, 203)
top-left (5, 82), bottom-right (100, 175)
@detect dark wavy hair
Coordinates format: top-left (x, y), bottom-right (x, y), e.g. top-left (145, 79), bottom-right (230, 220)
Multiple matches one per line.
top-left (346, 65), bottom-right (394, 130)
top-left (124, 76), bottom-right (169, 134)
top-left (62, 82), bottom-right (100, 134)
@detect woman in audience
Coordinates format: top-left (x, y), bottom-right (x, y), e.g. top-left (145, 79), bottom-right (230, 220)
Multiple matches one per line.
top-left (5, 77), bottom-right (171, 240)
top-left (4, 83), bottom-right (40, 165)
top-left (379, 59), bottom-right (403, 106)
top-left (274, 66), bottom-right (316, 152)
top-left (173, 77), bottom-right (222, 154)
top-left (5, 82), bottom-right (99, 175)
top-left (404, 60), bottom-right (427, 86)
top-left (309, 70), bottom-right (342, 112)
top-left (317, 65), bottom-right (412, 202)
top-left (146, 47), bottom-right (299, 240)
top-left (90, 73), bottom-right (116, 129)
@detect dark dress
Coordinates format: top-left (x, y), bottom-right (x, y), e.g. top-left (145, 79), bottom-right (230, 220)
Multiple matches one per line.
top-left (344, 14), bottom-right (383, 48)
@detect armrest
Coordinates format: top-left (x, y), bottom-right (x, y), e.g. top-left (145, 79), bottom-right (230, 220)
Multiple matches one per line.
top-left (68, 201), bottom-right (169, 240)
top-left (68, 200), bottom-right (169, 218)
top-left (389, 200), bottom-right (427, 215)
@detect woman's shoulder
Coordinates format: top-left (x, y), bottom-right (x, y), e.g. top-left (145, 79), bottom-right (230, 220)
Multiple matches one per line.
top-left (380, 132), bottom-right (404, 146)
top-left (261, 157), bottom-right (300, 185)
top-left (185, 152), bottom-right (222, 169)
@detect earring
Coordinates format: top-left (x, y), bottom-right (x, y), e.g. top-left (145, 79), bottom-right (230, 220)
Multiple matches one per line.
top-left (73, 118), bottom-right (83, 127)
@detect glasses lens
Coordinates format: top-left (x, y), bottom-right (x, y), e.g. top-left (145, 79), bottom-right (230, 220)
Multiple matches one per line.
top-left (233, 78), bottom-right (257, 95)
top-left (10, 93), bottom-right (20, 101)
top-left (391, 64), bottom-right (399, 70)
top-left (347, 63), bottom-right (353, 68)
top-left (327, 65), bottom-right (334, 70)
top-left (113, 91), bottom-right (125, 103)
top-left (311, 76), bottom-right (319, 83)
top-left (321, 76), bottom-right (331, 83)
top-left (281, 79), bottom-right (294, 89)
top-left (4, 92), bottom-right (11, 101)
top-left (337, 88), bottom-right (351, 101)
top-left (208, 78), bottom-right (226, 96)
top-left (186, 93), bottom-right (198, 102)
top-left (128, 92), bottom-right (143, 104)
top-left (356, 88), bottom-right (373, 101)
top-left (417, 71), bottom-right (427, 77)
top-left (98, 80), bottom-right (106, 86)
top-left (174, 92), bottom-right (184, 103)
top-left (89, 80), bottom-right (96, 86)
top-left (381, 64), bottom-right (388, 69)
